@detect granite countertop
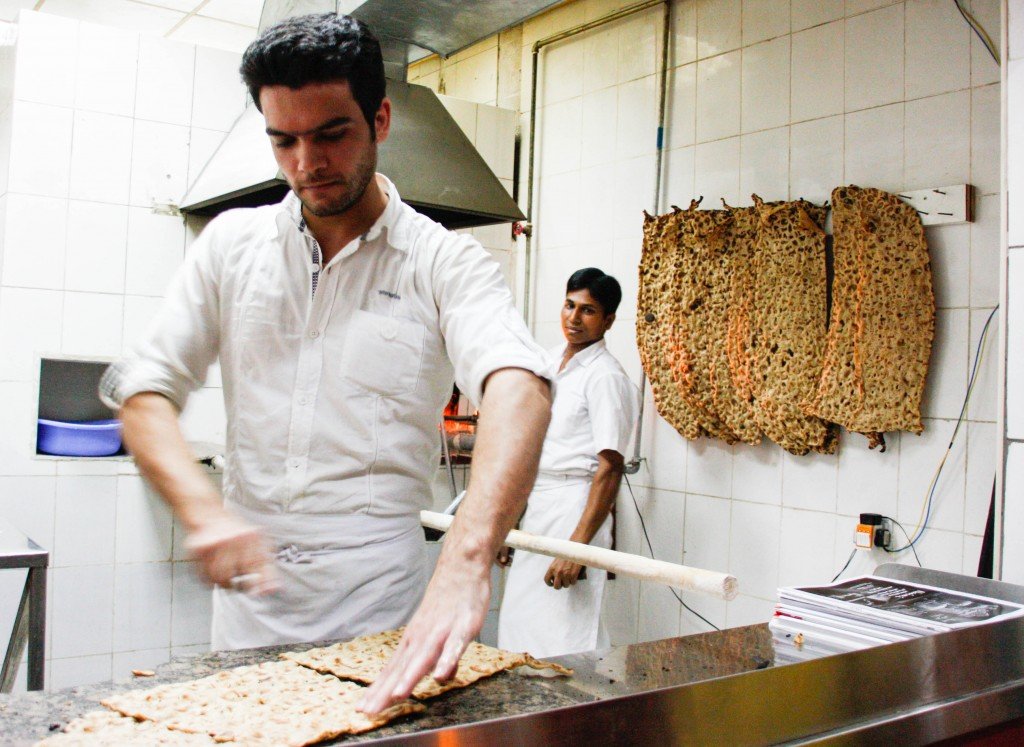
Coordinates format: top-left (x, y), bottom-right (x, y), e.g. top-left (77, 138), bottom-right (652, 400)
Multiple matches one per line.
top-left (0, 624), bottom-right (775, 745)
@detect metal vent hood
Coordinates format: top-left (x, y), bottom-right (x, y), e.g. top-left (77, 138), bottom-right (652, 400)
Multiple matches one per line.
top-left (180, 0), bottom-right (562, 229)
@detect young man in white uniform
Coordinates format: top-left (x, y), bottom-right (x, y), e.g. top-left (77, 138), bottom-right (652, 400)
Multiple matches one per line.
top-left (100, 14), bottom-right (551, 714)
top-left (497, 269), bottom-right (639, 658)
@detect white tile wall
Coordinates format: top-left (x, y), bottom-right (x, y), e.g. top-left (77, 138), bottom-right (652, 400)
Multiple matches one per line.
top-left (61, 292), bottom-right (124, 357)
top-left (74, 21), bottom-right (138, 117)
top-left (695, 51), bottom-right (741, 142)
top-left (125, 210), bottom-right (186, 297)
top-left (791, 21), bottom-right (844, 123)
top-left (0, 11), bottom-right (229, 689)
top-left (8, 101), bottom-right (73, 197)
top-left (739, 126), bottom-right (790, 201)
top-left (1, 194), bottom-right (68, 290)
top-left (904, 0), bottom-right (970, 100)
top-left (696, 0), bottom-right (741, 58)
top-left (741, 36), bottom-right (790, 133)
top-left (113, 562), bottom-right (172, 652)
top-left (0, 287), bottom-right (61, 382)
top-left (50, 564), bottom-right (114, 658)
top-left (844, 103), bottom-right (904, 192)
top-left (904, 90), bottom-right (970, 189)
top-left (791, 0), bottom-right (844, 31)
top-left (135, 36), bottom-right (195, 126)
top-left (494, 0), bottom-right (1006, 646)
top-left (789, 115), bottom-right (844, 204)
top-left (64, 201), bottom-right (128, 294)
top-left (742, 0), bottom-right (790, 46)
top-left (129, 121), bottom-right (190, 208)
top-left (844, 5), bottom-right (904, 111)
top-left (12, 11), bottom-right (77, 108)
top-left (191, 46), bottom-right (246, 132)
top-left (69, 111), bottom-right (134, 204)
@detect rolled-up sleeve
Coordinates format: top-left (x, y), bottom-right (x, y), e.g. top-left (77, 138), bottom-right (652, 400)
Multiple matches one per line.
top-left (99, 219), bottom-right (225, 412)
top-left (432, 235), bottom-right (549, 407)
top-left (588, 371), bottom-right (640, 457)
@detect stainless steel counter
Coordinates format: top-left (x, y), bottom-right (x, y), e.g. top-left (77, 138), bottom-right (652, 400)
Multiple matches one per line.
top-left (6, 566), bottom-right (1024, 745)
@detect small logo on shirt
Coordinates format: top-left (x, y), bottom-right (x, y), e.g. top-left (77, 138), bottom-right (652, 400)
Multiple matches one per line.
top-left (377, 290), bottom-right (401, 300)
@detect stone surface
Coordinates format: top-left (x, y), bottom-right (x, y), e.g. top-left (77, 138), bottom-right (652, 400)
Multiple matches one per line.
top-left (1, 625), bottom-right (775, 745)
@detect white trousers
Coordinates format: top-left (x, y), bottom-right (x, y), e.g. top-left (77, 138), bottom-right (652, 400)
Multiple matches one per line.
top-left (497, 477), bottom-right (611, 658)
top-left (211, 519), bottom-right (427, 650)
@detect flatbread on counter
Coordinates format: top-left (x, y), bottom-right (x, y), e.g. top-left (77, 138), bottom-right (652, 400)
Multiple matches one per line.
top-left (35, 710), bottom-right (217, 746)
top-left (283, 629), bottom-right (572, 700)
top-left (101, 660), bottom-right (423, 746)
top-left (806, 186), bottom-right (934, 448)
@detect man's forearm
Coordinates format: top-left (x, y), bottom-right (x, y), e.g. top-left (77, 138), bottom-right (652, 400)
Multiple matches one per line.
top-left (440, 368), bottom-right (551, 564)
top-left (569, 462), bottom-right (622, 546)
top-left (120, 392), bottom-right (224, 531)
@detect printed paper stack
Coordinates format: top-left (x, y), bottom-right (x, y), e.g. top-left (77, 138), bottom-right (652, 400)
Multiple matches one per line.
top-left (770, 576), bottom-right (1024, 664)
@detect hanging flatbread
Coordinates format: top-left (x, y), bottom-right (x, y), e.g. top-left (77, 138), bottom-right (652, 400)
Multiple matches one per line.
top-left (666, 203), bottom-right (743, 443)
top-left (637, 208), bottom-right (706, 440)
top-left (806, 185), bottom-right (934, 448)
top-left (101, 660), bottom-right (423, 746)
top-left (748, 196), bottom-right (833, 455)
top-left (282, 629), bottom-right (572, 700)
top-left (35, 711), bottom-right (216, 746)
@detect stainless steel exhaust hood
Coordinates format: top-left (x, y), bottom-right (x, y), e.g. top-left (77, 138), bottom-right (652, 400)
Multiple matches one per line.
top-left (180, 0), bottom-right (562, 229)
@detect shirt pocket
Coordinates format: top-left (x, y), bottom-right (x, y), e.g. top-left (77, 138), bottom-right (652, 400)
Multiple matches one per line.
top-left (340, 310), bottom-right (426, 396)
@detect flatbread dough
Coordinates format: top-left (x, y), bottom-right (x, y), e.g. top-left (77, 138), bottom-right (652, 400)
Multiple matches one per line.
top-left (283, 629), bottom-right (572, 700)
top-left (101, 660), bottom-right (423, 746)
top-left (36, 711), bottom-right (216, 746)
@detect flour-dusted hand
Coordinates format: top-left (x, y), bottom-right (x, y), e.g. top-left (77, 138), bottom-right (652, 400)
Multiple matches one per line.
top-left (357, 539), bottom-right (491, 714)
top-left (358, 368), bottom-right (552, 715)
top-left (185, 512), bottom-right (280, 596)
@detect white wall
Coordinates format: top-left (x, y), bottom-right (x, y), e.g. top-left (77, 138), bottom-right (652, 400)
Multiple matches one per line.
top-left (1003, 0), bottom-right (1024, 581)
top-left (0, 10), bottom-right (242, 690)
top-left (411, 0), bottom-right (1003, 643)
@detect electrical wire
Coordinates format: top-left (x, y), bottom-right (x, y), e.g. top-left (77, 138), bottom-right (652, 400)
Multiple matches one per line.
top-left (954, 0), bottom-right (1000, 65)
top-left (883, 515), bottom-right (923, 567)
top-left (623, 474), bottom-right (721, 631)
top-left (832, 548), bottom-right (857, 583)
top-left (889, 305), bottom-right (998, 553)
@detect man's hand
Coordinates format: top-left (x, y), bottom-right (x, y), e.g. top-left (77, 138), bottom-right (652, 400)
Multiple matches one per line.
top-left (185, 512), bottom-right (280, 596)
top-left (544, 558), bottom-right (583, 590)
top-left (358, 543), bottom-right (491, 714)
top-left (359, 368), bottom-right (552, 715)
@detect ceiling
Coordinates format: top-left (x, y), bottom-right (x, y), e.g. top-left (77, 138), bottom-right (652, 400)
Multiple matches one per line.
top-left (0, 0), bottom-right (262, 53)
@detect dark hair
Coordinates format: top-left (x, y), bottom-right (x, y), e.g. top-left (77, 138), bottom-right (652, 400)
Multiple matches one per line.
top-left (566, 268), bottom-right (622, 315)
top-left (240, 13), bottom-right (386, 131)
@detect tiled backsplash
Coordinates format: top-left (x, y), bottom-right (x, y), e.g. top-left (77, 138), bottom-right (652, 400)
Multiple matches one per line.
top-left (410, 0), bottom-right (1003, 640)
top-left (0, 10), bottom-right (244, 691)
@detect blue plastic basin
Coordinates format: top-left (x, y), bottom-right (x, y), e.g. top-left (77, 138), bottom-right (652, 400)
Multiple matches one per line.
top-left (37, 418), bottom-right (123, 457)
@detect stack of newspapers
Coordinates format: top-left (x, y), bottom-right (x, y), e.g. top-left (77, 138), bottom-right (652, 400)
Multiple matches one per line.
top-left (771, 575), bottom-right (1024, 664)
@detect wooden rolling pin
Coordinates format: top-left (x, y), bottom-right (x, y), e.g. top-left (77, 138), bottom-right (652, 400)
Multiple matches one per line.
top-left (420, 510), bottom-right (738, 601)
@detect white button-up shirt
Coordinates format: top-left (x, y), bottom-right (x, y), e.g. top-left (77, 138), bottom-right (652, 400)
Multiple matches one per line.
top-left (537, 339), bottom-right (639, 478)
top-left (103, 177), bottom-right (547, 527)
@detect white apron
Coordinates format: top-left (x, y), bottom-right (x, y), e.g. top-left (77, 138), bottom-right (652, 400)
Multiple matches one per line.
top-left (497, 476), bottom-right (612, 658)
top-left (211, 505), bottom-right (427, 650)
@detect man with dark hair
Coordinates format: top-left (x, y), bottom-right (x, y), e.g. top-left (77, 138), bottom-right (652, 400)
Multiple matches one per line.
top-left (497, 268), bottom-right (639, 657)
top-left (101, 13), bottom-right (551, 713)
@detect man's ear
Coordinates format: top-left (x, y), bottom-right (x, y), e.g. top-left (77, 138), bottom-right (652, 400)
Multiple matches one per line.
top-left (604, 313), bottom-right (616, 333)
top-left (375, 98), bottom-right (391, 144)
